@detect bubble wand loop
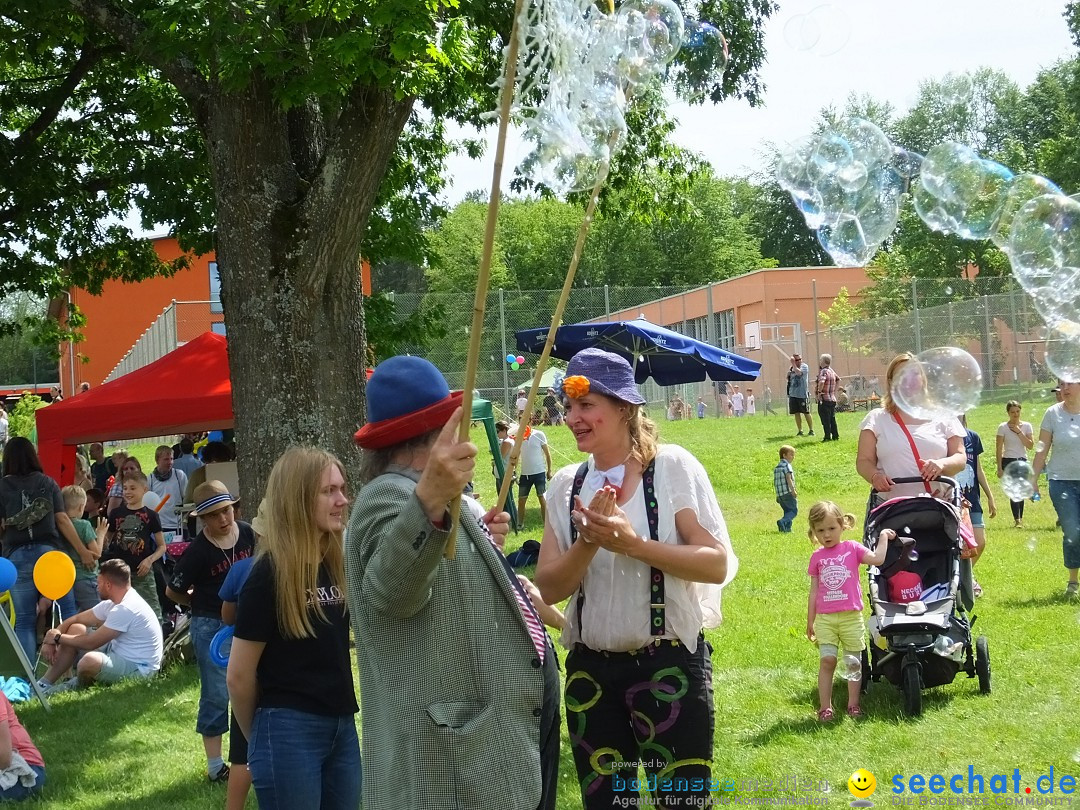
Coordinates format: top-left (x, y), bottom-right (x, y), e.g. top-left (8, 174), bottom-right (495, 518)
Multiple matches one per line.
top-left (447, 0), bottom-right (529, 558)
top-left (496, 131), bottom-right (620, 515)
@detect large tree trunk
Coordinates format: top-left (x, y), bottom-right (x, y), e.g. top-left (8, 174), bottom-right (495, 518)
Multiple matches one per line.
top-left (205, 79), bottom-right (413, 505)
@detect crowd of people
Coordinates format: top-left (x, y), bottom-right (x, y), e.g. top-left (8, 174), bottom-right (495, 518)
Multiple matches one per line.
top-left (0, 349), bottom-right (1073, 806)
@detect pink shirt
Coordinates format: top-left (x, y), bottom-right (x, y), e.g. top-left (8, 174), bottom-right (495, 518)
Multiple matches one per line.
top-left (0, 694), bottom-right (43, 768)
top-left (808, 540), bottom-right (868, 614)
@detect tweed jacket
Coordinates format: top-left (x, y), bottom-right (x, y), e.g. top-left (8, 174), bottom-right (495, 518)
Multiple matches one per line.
top-left (346, 467), bottom-right (546, 810)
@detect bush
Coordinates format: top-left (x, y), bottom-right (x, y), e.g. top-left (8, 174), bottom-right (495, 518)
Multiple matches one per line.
top-left (9, 393), bottom-right (47, 440)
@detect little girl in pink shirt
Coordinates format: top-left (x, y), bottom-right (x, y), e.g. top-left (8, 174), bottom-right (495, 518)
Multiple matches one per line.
top-left (806, 501), bottom-right (894, 721)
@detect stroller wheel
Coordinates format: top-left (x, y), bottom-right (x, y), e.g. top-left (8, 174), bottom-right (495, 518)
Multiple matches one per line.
top-left (975, 636), bottom-right (991, 694)
top-left (902, 661), bottom-right (922, 717)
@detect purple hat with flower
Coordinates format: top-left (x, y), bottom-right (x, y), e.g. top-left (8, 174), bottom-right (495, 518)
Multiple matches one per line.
top-left (558, 348), bottom-right (646, 405)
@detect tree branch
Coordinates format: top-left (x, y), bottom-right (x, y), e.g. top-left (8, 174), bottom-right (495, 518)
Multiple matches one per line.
top-left (15, 45), bottom-right (107, 151)
top-left (67, 0), bottom-right (211, 127)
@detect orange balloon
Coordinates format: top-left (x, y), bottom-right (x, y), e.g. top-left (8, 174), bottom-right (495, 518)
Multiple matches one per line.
top-left (33, 551), bottom-right (76, 601)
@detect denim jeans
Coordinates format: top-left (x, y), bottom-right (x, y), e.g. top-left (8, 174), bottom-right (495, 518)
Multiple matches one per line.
top-left (8, 543), bottom-right (77, 662)
top-left (248, 708), bottom-right (361, 810)
top-left (190, 615), bottom-right (229, 736)
top-left (0, 765), bottom-right (44, 800)
top-left (776, 494), bottom-right (798, 532)
top-left (1049, 479), bottom-right (1080, 570)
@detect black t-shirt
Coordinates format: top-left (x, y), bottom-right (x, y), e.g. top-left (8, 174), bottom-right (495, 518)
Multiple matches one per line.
top-left (90, 459), bottom-right (114, 492)
top-left (169, 522), bottom-right (256, 617)
top-left (235, 557), bottom-right (357, 717)
top-left (103, 505), bottom-right (162, 569)
top-left (0, 473), bottom-right (65, 552)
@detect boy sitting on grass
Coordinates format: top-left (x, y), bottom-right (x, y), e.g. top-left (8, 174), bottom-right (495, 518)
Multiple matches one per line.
top-left (60, 485), bottom-right (106, 612)
top-left (103, 472), bottom-right (166, 621)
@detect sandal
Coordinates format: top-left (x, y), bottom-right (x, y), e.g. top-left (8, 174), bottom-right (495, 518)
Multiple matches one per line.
top-left (817, 707), bottom-right (835, 722)
top-left (846, 706), bottom-right (865, 719)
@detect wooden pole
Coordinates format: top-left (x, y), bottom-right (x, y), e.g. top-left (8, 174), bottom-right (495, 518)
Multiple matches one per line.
top-left (496, 139), bottom-right (618, 515)
top-left (446, 0), bottom-right (527, 557)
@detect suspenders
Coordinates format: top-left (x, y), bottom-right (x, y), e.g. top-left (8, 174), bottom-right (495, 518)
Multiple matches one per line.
top-left (569, 459), bottom-right (666, 639)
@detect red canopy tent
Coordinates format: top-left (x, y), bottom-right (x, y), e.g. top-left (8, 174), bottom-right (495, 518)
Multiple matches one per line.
top-left (36, 332), bottom-right (234, 485)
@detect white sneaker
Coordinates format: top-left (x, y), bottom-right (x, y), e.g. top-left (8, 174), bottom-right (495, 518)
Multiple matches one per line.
top-left (1066, 582), bottom-right (1079, 598)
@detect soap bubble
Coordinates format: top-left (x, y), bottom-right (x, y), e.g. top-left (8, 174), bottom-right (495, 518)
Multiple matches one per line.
top-left (1027, 536), bottom-right (1038, 552)
top-left (1035, 440), bottom-right (1046, 453)
top-left (1045, 327), bottom-right (1080, 383)
top-left (840, 654), bottom-right (862, 681)
top-left (941, 72), bottom-right (974, 107)
top-left (913, 142), bottom-right (1013, 240)
top-left (1007, 193), bottom-right (1080, 309)
top-left (990, 173), bottom-right (1062, 250)
top-left (1002, 459), bottom-right (1036, 501)
top-left (890, 347), bottom-right (983, 420)
top-left (782, 4), bottom-right (850, 57)
top-left (907, 548), bottom-right (919, 562)
top-left (676, 20), bottom-right (728, 103)
top-left (776, 118), bottom-right (905, 266)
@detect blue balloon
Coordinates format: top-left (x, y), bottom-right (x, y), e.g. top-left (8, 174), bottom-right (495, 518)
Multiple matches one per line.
top-left (506, 354), bottom-right (516, 363)
top-left (209, 624), bottom-right (234, 667)
top-left (0, 558), bottom-right (16, 593)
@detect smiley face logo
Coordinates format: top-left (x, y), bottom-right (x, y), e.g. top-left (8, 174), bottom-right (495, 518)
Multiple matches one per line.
top-left (848, 769), bottom-right (877, 805)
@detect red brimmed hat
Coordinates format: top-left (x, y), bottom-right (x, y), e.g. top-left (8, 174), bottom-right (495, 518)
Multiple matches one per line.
top-left (354, 355), bottom-right (464, 450)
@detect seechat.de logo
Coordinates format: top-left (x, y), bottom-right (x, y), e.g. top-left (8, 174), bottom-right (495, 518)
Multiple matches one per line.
top-left (848, 768), bottom-right (877, 807)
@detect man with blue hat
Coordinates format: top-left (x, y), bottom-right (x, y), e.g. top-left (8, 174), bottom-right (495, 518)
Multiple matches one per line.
top-left (346, 355), bottom-right (560, 810)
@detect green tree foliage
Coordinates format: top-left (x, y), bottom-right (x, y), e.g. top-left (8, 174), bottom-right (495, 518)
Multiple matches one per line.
top-left (9, 393), bottom-right (46, 439)
top-left (0, 1), bottom-right (775, 500)
top-left (0, 295), bottom-right (59, 385)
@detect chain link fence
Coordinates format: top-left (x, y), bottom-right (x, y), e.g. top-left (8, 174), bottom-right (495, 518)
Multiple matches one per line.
top-left (804, 277), bottom-right (1055, 406)
top-left (392, 285), bottom-right (701, 414)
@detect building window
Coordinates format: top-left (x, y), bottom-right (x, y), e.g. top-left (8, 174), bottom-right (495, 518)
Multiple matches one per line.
top-left (714, 309), bottom-right (735, 350)
top-left (211, 322), bottom-right (227, 336)
top-left (209, 262), bottom-right (222, 314)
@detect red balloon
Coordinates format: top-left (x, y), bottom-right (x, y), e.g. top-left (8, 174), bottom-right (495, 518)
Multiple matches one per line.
top-left (515, 355), bottom-right (525, 365)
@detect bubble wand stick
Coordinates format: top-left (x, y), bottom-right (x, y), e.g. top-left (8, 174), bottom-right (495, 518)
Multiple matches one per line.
top-left (496, 132), bottom-right (619, 518)
top-left (448, 0), bottom-right (530, 557)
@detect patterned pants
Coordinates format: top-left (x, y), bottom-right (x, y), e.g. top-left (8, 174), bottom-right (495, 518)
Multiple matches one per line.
top-left (565, 636), bottom-right (714, 809)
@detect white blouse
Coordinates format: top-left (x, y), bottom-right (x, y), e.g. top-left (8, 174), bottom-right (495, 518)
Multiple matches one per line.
top-left (996, 421), bottom-right (1032, 460)
top-left (547, 444), bottom-right (737, 654)
top-left (860, 408), bottom-right (966, 498)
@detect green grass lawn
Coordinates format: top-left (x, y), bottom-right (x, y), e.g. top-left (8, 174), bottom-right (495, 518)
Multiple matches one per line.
top-left (23, 398), bottom-right (1080, 807)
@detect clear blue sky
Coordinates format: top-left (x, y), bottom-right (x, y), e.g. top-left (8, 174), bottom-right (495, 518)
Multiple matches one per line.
top-left (442, 0), bottom-right (1077, 202)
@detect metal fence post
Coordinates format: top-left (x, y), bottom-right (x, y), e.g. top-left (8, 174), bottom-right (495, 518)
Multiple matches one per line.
top-left (604, 284), bottom-right (611, 320)
top-left (983, 294), bottom-right (994, 391)
top-left (499, 289), bottom-right (510, 412)
top-left (911, 278), bottom-right (922, 354)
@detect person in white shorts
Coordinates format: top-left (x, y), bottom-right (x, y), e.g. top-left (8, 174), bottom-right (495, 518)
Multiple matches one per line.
top-left (37, 559), bottom-right (163, 692)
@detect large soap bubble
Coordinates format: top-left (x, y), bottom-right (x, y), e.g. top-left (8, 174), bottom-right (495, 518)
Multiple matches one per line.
top-left (913, 142), bottom-right (1013, 240)
top-left (1046, 326), bottom-right (1080, 383)
top-left (1001, 460), bottom-right (1036, 501)
top-left (776, 118), bottom-right (907, 266)
top-left (673, 19), bottom-right (729, 103)
top-left (890, 347), bottom-right (983, 420)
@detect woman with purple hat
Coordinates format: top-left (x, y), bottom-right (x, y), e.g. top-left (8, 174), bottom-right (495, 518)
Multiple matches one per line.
top-left (347, 355), bottom-right (560, 810)
top-left (534, 347), bottom-right (737, 810)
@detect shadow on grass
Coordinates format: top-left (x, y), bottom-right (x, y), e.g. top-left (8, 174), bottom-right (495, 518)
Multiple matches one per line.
top-left (998, 593), bottom-right (1075, 609)
top-left (21, 663), bottom-right (201, 807)
top-left (745, 677), bottom-right (973, 746)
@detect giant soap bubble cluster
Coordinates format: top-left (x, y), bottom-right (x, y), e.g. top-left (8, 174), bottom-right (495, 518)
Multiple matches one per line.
top-left (510, 0), bottom-right (726, 195)
top-left (780, 86), bottom-right (1080, 381)
top-left (776, 118), bottom-right (917, 266)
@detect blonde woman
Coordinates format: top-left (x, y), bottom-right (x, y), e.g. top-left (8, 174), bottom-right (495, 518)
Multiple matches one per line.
top-left (535, 348), bottom-right (736, 810)
top-left (227, 447), bottom-right (358, 810)
top-left (856, 353), bottom-right (966, 501)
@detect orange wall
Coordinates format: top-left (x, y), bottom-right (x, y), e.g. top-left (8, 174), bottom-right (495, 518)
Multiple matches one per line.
top-left (58, 240), bottom-right (372, 397)
top-left (608, 266), bottom-right (872, 344)
top-left (59, 237), bottom-right (219, 396)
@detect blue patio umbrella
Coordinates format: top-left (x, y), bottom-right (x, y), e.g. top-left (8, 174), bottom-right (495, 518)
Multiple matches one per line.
top-left (514, 317), bottom-right (761, 386)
